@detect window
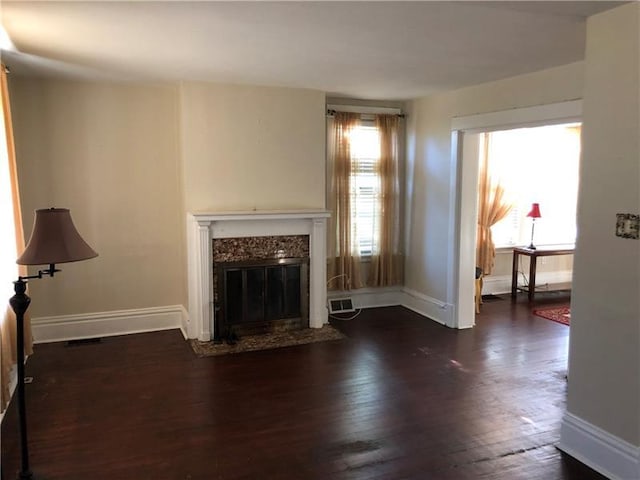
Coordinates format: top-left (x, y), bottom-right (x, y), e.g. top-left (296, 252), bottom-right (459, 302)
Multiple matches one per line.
top-left (0, 91), bottom-right (18, 299)
top-left (327, 110), bottom-right (402, 288)
top-left (487, 123), bottom-right (581, 248)
top-left (348, 123), bottom-right (381, 256)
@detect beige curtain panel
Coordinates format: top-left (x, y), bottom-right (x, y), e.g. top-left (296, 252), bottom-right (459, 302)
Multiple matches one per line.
top-left (327, 112), bottom-right (363, 291)
top-left (368, 114), bottom-right (403, 287)
top-left (476, 133), bottom-right (513, 276)
top-left (1, 65), bottom-right (33, 412)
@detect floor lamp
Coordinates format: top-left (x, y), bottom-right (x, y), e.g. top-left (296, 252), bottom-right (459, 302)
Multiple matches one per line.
top-left (10, 208), bottom-right (98, 479)
top-left (527, 202), bottom-right (542, 250)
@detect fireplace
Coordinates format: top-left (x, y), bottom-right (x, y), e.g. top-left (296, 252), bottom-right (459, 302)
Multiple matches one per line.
top-left (217, 257), bottom-right (309, 339)
top-left (212, 234), bottom-right (310, 340)
top-left (186, 210), bottom-right (330, 341)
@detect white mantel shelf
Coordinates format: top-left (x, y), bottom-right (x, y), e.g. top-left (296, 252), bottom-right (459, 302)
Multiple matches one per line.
top-left (191, 209), bottom-right (331, 222)
top-left (186, 209), bottom-right (331, 341)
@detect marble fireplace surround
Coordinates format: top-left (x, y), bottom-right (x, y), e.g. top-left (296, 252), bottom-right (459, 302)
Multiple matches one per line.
top-left (186, 210), bottom-right (330, 341)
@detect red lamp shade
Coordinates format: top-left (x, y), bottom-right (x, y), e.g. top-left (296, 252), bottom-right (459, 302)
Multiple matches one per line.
top-left (526, 203), bottom-right (541, 219)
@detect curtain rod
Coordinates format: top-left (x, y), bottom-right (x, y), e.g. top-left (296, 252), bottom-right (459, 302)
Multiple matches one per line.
top-left (326, 104), bottom-right (404, 117)
top-left (327, 108), bottom-right (405, 119)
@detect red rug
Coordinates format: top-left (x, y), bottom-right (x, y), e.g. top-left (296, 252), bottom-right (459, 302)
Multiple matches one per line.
top-left (533, 306), bottom-right (570, 326)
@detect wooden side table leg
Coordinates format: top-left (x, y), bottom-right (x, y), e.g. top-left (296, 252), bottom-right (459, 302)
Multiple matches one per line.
top-left (528, 255), bottom-right (537, 302)
top-left (511, 251), bottom-right (518, 299)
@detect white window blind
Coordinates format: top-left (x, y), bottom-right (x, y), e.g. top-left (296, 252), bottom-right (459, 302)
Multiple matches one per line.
top-left (349, 125), bottom-right (381, 256)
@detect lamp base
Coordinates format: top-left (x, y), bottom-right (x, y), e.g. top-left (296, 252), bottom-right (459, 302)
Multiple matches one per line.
top-left (10, 279), bottom-right (34, 480)
top-left (528, 244), bottom-right (537, 250)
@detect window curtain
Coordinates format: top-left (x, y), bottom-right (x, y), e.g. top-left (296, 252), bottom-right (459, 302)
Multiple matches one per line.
top-left (476, 133), bottom-right (513, 275)
top-left (327, 112), bottom-right (363, 290)
top-left (368, 114), bottom-right (403, 286)
top-left (1, 65), bottom-right (33, 412)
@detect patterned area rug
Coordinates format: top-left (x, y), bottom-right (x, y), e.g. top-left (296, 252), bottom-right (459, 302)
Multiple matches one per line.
top-left (533, 306), bottom-right (571, 326)
top-left (189, 324), bottom-right (346, 357)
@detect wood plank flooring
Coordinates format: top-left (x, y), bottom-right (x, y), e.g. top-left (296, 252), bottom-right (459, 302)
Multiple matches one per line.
top-left (1, 293), bottom-right (606, 479)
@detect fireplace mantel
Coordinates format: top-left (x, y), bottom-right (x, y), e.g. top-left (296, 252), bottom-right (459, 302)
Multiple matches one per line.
top-left (186, 210), bottom-right (330, 340)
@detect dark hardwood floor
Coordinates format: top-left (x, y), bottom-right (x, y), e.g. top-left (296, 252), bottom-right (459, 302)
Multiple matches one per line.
top-left (2, 292), bottom-right (606, 479)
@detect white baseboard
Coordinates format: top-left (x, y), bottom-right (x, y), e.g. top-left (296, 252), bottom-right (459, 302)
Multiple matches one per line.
top-left (400, 287), bottom-right (454, 327)
top-left (558, 412), bottom-right (640, 480)
top-left (30, 285), bottom-right (458, 345)
top-left (32, 305), bottom-right (188, 344)
top-left (179, 308), bottom-right (190, 339)
top-left (328, 286), bottom-right (455, 327)
top-left (482, 270), bottom-right (573, 295)
top-left (328, 286), bottom-right (403, 310)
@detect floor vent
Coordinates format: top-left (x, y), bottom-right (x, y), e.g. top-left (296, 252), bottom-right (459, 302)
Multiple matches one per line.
top-left (66, 338), bottom-right (103, 347)
top-left (328, 297), bottom-right (355, 314)
top-left (481, 294), bottom-right (504, 302)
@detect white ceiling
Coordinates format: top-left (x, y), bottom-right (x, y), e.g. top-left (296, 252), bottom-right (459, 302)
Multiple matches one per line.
top-left (0, 1), bottom-right (624, 100)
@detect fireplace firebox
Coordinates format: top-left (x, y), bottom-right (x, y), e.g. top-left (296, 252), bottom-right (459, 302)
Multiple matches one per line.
top-left (217, 257), bottom-right (309, 339)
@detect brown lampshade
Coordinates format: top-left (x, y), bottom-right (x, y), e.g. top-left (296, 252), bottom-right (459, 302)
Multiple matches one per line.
top-left (17, 208), bottom-right (98, 266)
top-left (526, 203), bottom-right (542, 219)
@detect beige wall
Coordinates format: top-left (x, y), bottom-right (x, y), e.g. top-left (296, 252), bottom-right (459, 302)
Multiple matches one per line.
top-left (179, 82), bottom-right (326, 212)
top-left (10, 79), bottom-right (187, 317)
top-left (566, 3), bottom-right (639, 445)
top-left (405, 62), bottom-right (584, 301)
top-left (9, 78), bottom-right (327, 319)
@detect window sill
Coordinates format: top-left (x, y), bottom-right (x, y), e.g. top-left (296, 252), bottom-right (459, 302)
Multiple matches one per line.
top-left (495, 243), bottom-right (576, 254)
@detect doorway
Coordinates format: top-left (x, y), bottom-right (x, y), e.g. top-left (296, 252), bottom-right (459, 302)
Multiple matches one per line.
top-left (449, 100), bottom-right (582, 329)
top-left (475, 124), bottom-right (581, 294)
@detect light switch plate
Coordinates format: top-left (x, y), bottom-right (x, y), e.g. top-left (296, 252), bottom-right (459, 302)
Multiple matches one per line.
top-left (615, 213), bottom-right (639, 239)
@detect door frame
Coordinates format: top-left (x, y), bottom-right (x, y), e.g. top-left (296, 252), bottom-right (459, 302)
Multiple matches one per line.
top-left (448, 100), bottom-right (582, 329)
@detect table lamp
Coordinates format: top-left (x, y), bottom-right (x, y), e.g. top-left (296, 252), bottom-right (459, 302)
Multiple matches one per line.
top-left (10, 208), bottom-right (98, 479)
top-left (527, 203), bottom-right (542, 250)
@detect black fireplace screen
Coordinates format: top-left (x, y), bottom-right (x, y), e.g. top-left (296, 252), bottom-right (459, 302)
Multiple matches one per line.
top-left (217, 258), bottom-right (309, 338)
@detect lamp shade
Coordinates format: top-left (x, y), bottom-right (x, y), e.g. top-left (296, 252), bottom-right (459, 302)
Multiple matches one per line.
top-left (17, 208), bottom-right (98, 265)
top-left (526, 203), bottom-right (542, 219)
